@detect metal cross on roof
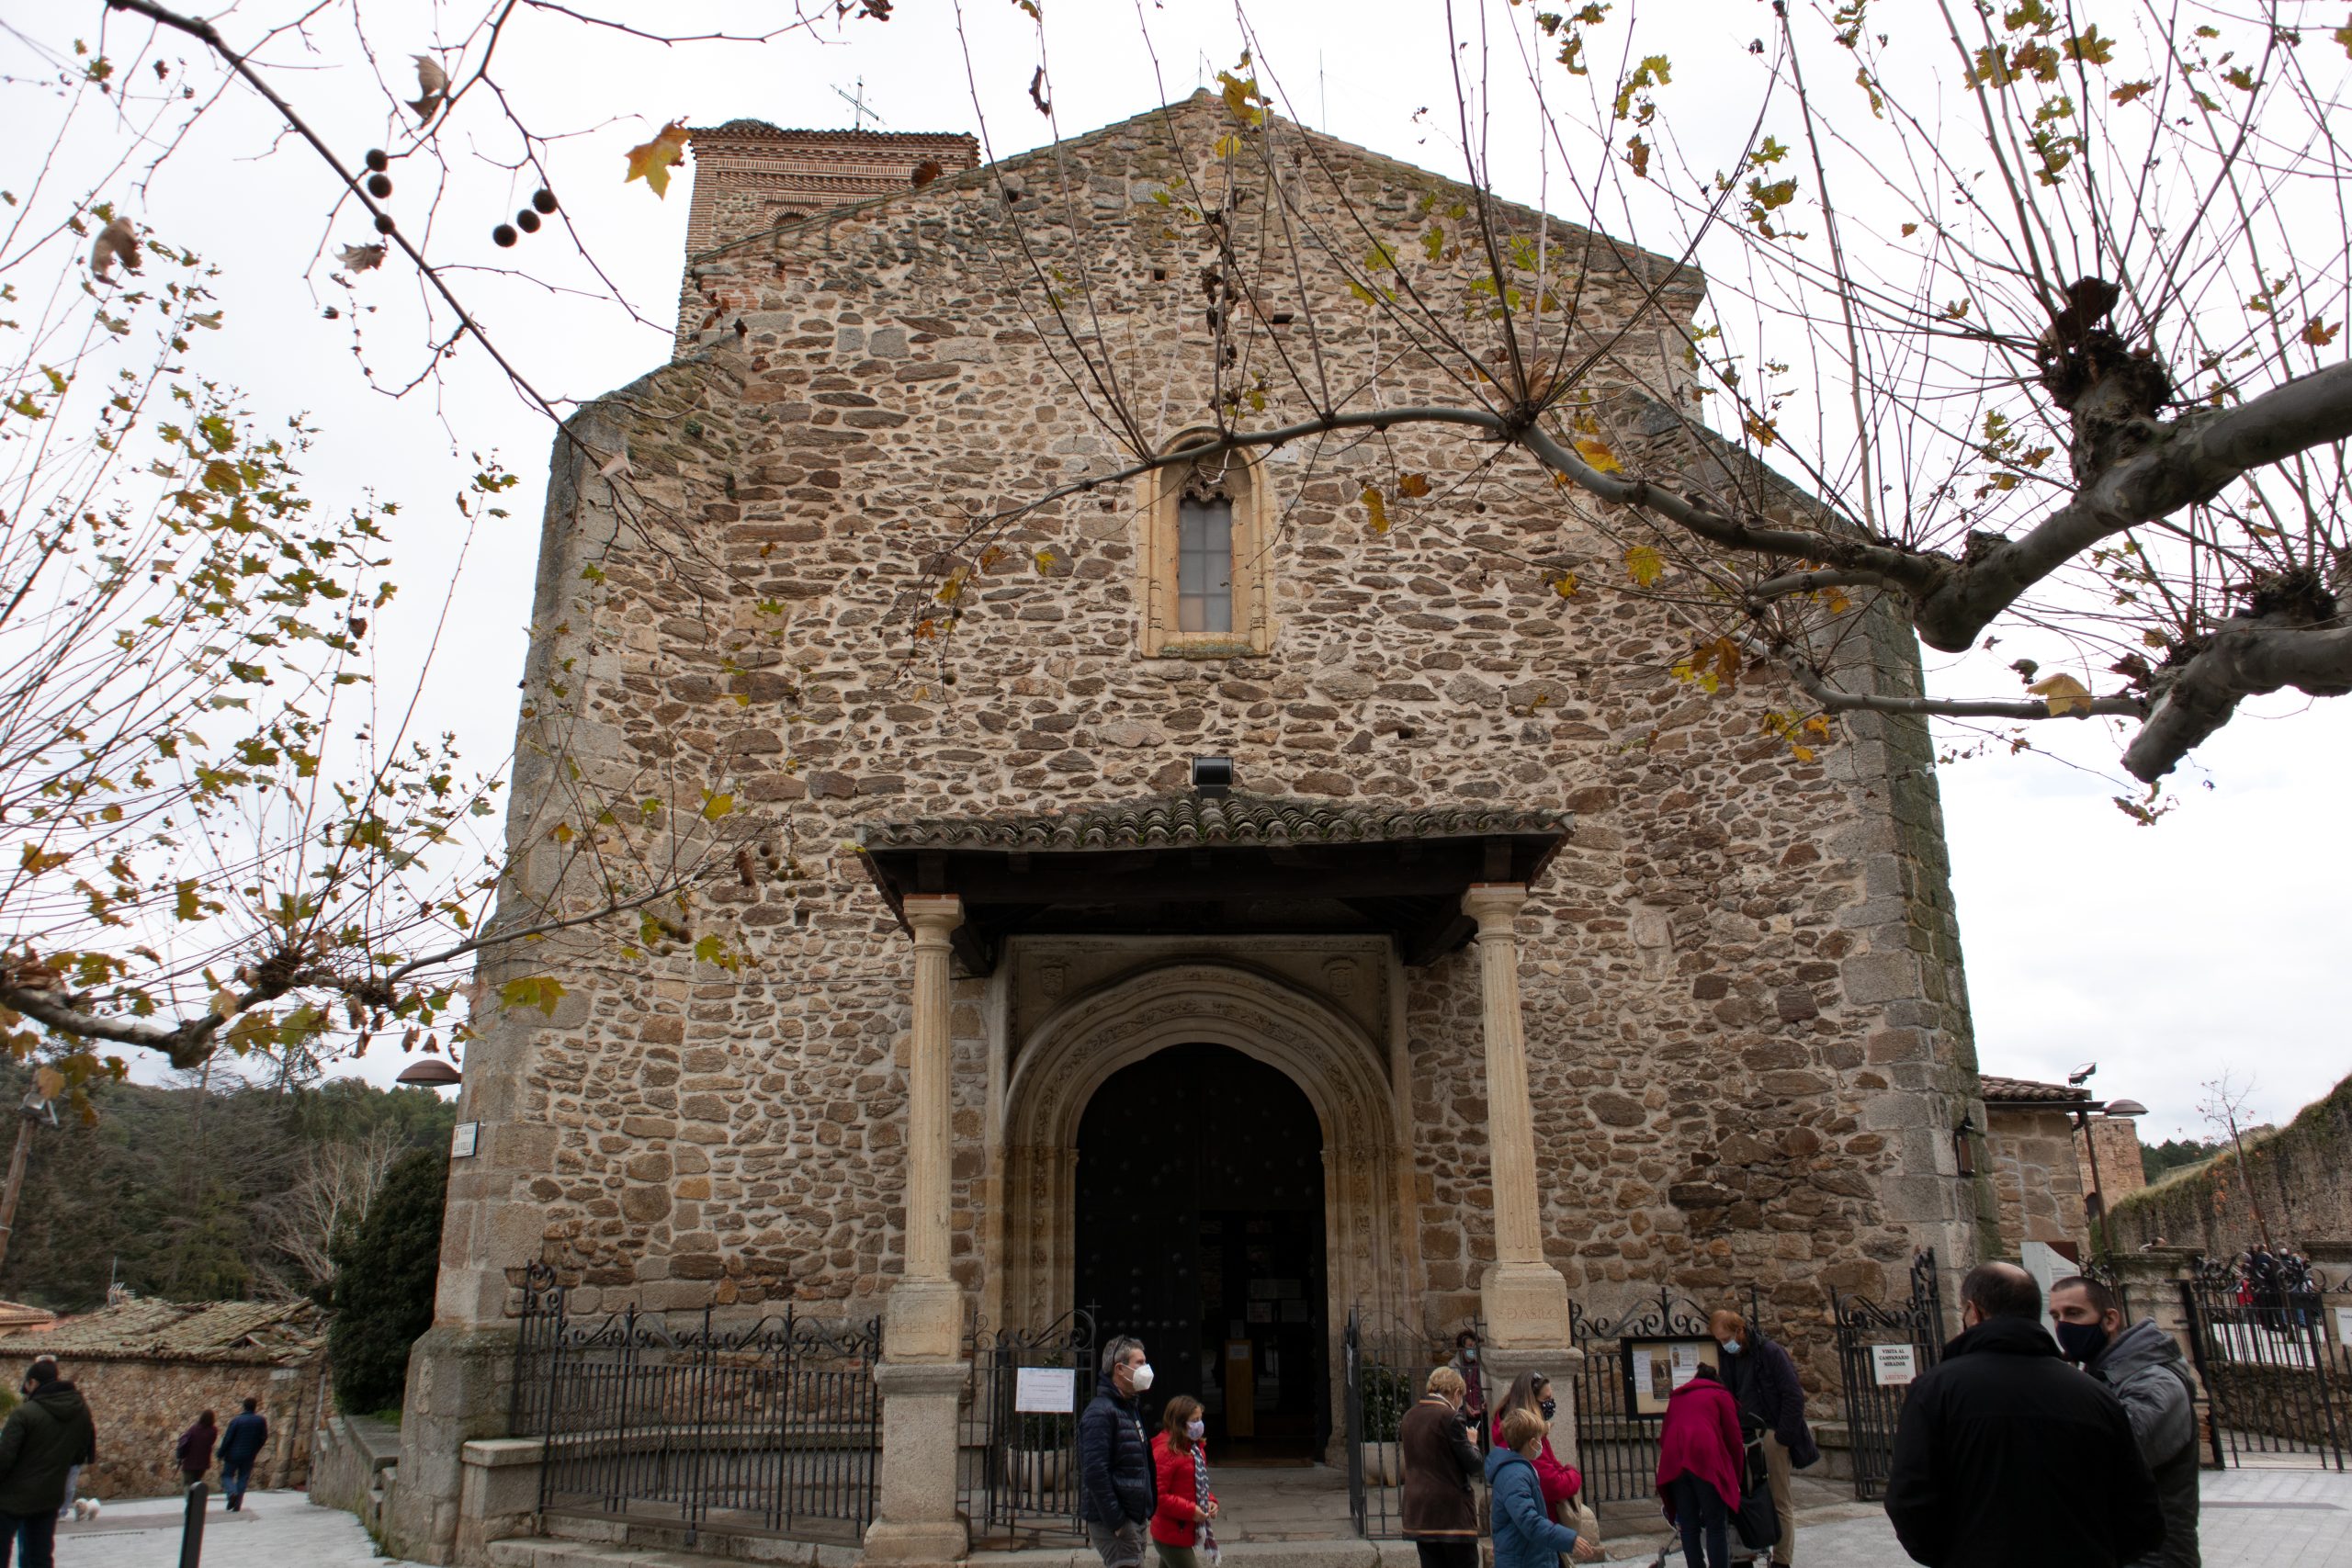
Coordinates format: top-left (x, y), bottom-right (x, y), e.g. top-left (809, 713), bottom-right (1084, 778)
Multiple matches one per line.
top-left (831, 78), bottom-right (888, 130)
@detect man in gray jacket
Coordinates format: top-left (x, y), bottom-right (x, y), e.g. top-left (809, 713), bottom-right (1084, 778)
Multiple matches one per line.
top-left (2052, 1277), bottom-right (2199, 1568)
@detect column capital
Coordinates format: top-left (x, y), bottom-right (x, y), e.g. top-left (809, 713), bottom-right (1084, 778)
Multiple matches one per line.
top-left (1462, 883), bottom-right (1528, 931)
top-left (903, 894), bottom-right (964, 940)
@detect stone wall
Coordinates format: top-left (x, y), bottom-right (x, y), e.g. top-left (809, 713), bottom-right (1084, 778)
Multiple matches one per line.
top-left (0, 1354), bottom-right (323, 1500)
top-left (2077, 1113), bottom-right (2146, 1212)
top-left (1985, 1104), bottom-right (2089, 1253)
top-left (2107, 1073), bottom-right (2352, 1257)
top-left (429, 89), bottom-right (1990, 1427)
top-left (678, 124), bottom-right (978, 346)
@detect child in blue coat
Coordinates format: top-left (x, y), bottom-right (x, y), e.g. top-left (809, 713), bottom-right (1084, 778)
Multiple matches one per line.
top-left (1486, 1407), bottom-right (1598, 1567)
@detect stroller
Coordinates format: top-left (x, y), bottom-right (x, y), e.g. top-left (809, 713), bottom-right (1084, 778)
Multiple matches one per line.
top-left (1649, 1416), bottom-right (1780, 1568)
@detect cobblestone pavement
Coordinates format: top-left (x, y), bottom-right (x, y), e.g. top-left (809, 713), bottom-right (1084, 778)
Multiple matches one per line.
top-left (1607, 1466), bottom-right (2352, 1567)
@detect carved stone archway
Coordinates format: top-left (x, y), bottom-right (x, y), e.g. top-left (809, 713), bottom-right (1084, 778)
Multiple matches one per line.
top-left (998, 960), bottom-right (1407, 1363)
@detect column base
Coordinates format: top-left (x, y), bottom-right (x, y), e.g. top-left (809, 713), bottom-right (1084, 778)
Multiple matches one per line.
top-left (861, 1518), bottom-right (970, 1566)
top-left (1481, 1260), bottom-right (1572, 1348)
top-left (866, 1359), bottom-right (968, 1565)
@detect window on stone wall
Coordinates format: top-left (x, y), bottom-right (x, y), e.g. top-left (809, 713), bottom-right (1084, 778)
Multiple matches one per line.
top-left (1176, 492), bottom-right (1235, 633)
top-left (1140, 438), bottom-right (1273, 658)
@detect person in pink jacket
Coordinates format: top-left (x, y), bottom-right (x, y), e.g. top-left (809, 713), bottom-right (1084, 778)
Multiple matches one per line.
top-left (1655, 1365), bottom-right (1743, 1568)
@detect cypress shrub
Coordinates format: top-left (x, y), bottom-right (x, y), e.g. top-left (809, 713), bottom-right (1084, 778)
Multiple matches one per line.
top-left (326, 1146), bottom-right (447, 1414)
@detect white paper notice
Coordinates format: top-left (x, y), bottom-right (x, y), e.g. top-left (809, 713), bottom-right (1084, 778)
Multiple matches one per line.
top-left (1669, 1344), bottom-right (1704, 1390)
top-left (2335, 1305), bottom-right (2352, 1348)
top-left (1871, 1344), bottom-right (1917, 1387)
top-left (1013, 1367), bottom-right (1077, 1415)
top-left (450, 1121), bottom-right (479, 1158)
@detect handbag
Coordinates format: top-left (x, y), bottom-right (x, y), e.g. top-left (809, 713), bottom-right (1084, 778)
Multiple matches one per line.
top-left (1730, 1433), bottom-right (1781, 1551)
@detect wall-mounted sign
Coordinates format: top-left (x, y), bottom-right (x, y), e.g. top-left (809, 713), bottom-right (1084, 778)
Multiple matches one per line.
top-left (1013, 1366), bottom-right (1077, 1415)
top-left (1871, 1343), bottom-right (1918, 1387)
top-left (2335, 1305), bottom-right (2352, 1348)
top-left (450, 1121), bottom-right (479, 1158)
top-left (1621, 1337), bottom-right (1719, 1417)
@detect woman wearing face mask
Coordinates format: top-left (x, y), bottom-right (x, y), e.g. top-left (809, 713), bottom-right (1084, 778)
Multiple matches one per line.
top-left (1148, 1395), bottom-right (1220, 1568)
top-left (1488, 1372), bottom-right (1583, 1533)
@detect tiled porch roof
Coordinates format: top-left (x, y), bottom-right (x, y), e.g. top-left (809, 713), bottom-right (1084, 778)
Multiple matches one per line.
top-left (858, 794), bottom-right (1572, 853)
top-left (1980, 1073), bottom-right (2094, 1105)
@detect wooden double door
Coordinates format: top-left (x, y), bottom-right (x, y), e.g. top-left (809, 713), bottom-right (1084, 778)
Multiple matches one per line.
top-left (1073, 1042), bottom-right (1329, 1460)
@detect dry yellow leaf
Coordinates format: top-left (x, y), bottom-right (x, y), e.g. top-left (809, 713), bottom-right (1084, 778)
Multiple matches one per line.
top-left (2027, 671), bottom-right (2091, 716)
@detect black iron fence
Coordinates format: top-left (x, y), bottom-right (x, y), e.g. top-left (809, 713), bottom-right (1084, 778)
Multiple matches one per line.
top-left (959, 1309), bottom-right (1099, 1549)
top-left (511, 1263), bottom-right (884, 1546)
top-left (1567, 1282), bottom-right (1762, 1505)
top-left (1830, 1248), bottom-right (1944, 1502)
top-left (1342, 1309), bottom-right (1446, 1538)
top-left (2181, 1256), bottom-right (2349, 1469)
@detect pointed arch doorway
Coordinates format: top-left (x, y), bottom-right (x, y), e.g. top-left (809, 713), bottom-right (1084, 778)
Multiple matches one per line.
top-left (1074, 1043), bottom-right (1329, 1461)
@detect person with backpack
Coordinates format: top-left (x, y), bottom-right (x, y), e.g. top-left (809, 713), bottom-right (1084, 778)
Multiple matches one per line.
top-left (0, 1360), bottom-right (97, 1568)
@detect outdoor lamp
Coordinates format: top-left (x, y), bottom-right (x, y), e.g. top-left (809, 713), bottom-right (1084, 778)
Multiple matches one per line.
top-left (1953, 1111), bottom-right (1978, 1177)
top-left (396, 1057), bottom-right (463, 1089)
top-left (2105, 1099), bottom-right (2149, 1118)
top-left (1191, 756), bottom-right (1235, 795)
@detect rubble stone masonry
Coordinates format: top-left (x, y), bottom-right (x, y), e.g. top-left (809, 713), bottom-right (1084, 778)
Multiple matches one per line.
top-left (424, 91), bottom-right (1996, 1462)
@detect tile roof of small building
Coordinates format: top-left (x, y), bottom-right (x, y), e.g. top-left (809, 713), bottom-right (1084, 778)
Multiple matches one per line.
top-left (0, 1297), bottom-right (324, 1367)
top-left (0, 1302), bottom-right (54, 1333)
top-left (1979, 1073), bottom-right (2094, 1105)
top-left (858, 794), bottom-right (1574, 853)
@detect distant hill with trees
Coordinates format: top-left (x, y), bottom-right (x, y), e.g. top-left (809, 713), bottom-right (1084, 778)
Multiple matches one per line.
top-left (0, 1069), bottom-right (454, 1314)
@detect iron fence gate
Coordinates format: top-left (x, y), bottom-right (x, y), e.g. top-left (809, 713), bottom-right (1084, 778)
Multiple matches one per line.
top-left (958, 1309), bottom-right (1099, 1549)
top-left (1342, 1309), bottom-right (1446, 1538)
top-left (511, 1263), bottom-right (884, 1546)
top-left (1831, 1248), bottom-right (1944, 1502)
top-left (1567, 1283), bottom-right (1762, 1504)
top-left (2181, 1256), bottom-right (2349, 1469)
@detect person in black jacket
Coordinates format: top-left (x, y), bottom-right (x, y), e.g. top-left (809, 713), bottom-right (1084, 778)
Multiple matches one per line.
top-left (1078, 1336), bottom-right (1156, 1568)
top-left (1711, 1309), bottom-right (1817, 1565)
top-left (1884, 1262), bottom-right (2163, 1568)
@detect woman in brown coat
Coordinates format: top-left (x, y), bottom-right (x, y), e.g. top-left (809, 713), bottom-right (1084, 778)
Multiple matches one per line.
top-left (1398, 1365), bottom-right (1484, 1568)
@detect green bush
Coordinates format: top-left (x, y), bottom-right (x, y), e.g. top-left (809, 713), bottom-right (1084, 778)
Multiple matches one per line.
top-left (326, 1146), bottom-right (447, 1414)
top-left (1363, 1365), bottom-right (1415, 1443)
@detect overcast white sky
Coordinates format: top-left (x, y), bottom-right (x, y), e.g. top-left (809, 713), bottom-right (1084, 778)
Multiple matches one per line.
top-left (7, 0), bottom-right (2345, 1139)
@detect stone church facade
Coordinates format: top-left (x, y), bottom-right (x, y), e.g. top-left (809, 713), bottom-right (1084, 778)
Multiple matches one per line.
top-left (385, 94), bottom-right (1995, 1563)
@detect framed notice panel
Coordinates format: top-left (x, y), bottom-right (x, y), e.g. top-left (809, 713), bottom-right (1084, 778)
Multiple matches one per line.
top-left (1622, 1337), bottom-right (1720, 1416)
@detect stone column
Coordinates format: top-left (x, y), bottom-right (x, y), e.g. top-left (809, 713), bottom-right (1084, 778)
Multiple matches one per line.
top-left (1463, 885), bottom-right (1572, 1346)
top-left (865, 894), bottom-right (969, 1566)
top-left (1461, 885), bottom-right (1589, 1532)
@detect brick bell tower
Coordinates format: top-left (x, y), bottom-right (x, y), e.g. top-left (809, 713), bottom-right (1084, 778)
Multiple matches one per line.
top-left (675, 120), bottom-right (980, 351)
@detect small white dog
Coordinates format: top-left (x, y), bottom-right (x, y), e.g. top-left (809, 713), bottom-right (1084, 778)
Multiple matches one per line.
top-left (72, 1496), bottom-right (100, 1523)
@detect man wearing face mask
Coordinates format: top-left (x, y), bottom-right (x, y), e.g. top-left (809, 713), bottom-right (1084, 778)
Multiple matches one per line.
top-left (2050, 1277), bottom-right (2199, 1568)
top-left (1080, 1337), bottom-right (1158, 1568)
top-left (1710, 1309), bottom-right (1816, 1566)
top-left (1883, 1262), bottom-right (2160, 1568)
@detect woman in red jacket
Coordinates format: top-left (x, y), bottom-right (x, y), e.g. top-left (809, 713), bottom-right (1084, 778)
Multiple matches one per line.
top-left (1148, 1394), bottom-right (1220, 1567)
top-left (1488, 1372), bottom-right (1583, 1523)
top-left (1656, 1365), bottom-right (1743, 1568)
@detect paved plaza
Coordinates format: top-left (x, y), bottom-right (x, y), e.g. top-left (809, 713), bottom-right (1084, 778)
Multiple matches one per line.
top-left (43, 1470), bottom-right (2352, 1567)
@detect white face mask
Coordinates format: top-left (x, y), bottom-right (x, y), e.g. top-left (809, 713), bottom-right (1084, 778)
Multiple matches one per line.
top-left (1722, 1339), bottom-right (1742, 1356)
top-left (1186, 1419), bottom-right (1205, 1441)
top-left (1128, 1361), bottom-right (1155, 1393)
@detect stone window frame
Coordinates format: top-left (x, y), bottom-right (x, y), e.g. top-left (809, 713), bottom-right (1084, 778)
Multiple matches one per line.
top-left (1136, 433), bottom-right (1275, 659)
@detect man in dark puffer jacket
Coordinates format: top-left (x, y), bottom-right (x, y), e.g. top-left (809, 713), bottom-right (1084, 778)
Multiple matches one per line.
top-left (1078, 1336), bottom-right (1156, 1568)
top-left (0, 1361), bottom-right (97, 1568)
